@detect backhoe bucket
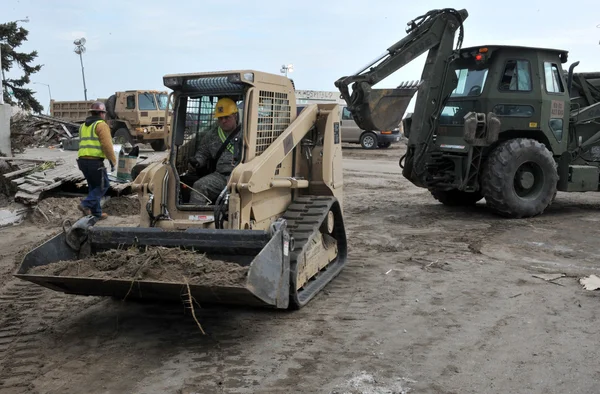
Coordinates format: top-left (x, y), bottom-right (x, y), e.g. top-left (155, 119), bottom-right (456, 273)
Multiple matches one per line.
top-left (15, 222), bottom-right (292, 309)
top-left (349, 81), bottom-right (420, 131)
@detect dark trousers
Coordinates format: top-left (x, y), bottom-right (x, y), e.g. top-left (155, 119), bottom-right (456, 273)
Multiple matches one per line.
top-left (77, 158), bottom-right (109, 216)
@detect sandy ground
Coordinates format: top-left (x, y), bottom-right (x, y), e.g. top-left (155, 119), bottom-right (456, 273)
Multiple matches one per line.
top-left (1, 144), bottom-right (599, 394)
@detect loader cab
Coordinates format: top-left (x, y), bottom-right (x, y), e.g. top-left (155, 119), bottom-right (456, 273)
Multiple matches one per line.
top-left (169, 91), bottom-right (246, 207)
top-left (158, 71), bottom-right (296, 223)
top-left (436, 45), bottom-right (570, 156)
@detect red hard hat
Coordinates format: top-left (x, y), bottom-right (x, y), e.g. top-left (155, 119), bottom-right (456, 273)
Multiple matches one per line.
top-left (88, 101), bottom-right (107, 112)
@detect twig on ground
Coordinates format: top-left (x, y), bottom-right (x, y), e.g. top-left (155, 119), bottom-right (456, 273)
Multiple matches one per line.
top-left (35, 206), bottom-right (50, 223)
top-left (183, 277), bottom-right (206, 335)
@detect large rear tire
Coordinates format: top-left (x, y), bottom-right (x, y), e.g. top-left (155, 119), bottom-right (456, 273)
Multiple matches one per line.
top-left (105, 95), bottom-right (117, 119)
top-left (429, 189), bottom-right (483, 206)
top-left (481, 138), bottom-right (558, 218)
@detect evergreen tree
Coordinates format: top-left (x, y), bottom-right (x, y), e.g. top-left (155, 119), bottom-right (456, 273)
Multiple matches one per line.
top-left (0, 21), bottom-right (43, 113)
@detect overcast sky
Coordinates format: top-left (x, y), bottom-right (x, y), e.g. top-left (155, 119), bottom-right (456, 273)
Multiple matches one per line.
top-left (3, 0), bottom-right (599, 113)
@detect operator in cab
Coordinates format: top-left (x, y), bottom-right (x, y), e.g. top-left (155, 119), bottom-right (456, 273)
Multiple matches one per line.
top-left (188, 97), bottom-right (242, 204)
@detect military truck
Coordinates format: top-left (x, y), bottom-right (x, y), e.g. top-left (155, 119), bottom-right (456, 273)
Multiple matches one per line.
top-left (336, 8), bottom-right (600, 218)
top-left (50, 90), bottom-right (171, 151)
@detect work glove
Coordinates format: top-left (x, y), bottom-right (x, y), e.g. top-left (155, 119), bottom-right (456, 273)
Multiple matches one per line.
top-left (187, 157), bottom-right (199, 173)
top-left (110, 162), bottom-right (116, 173)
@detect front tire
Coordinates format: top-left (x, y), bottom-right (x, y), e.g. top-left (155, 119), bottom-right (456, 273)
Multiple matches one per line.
top-left (113, 128), bottom-right (134, 146)
top-left (360, 132), bottom-right (377, 149)
top-left (481, 138), bottom-right (558, 218)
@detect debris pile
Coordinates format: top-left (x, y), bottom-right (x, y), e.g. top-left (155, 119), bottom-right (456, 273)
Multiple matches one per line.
top-left (10, 113), bottom-right (79, 153)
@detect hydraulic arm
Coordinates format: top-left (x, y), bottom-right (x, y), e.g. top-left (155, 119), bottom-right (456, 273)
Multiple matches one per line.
top-left (335, 8), bottom-right (468, 187)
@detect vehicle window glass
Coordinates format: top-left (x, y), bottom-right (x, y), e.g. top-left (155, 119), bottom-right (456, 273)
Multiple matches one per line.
top-left (544, 62), bottom-right (564, 93)
top-left (451, 68), bottom-right (489, 97)
top-left (493, 104), bottom-right (534, 117)
top-left (156, 93), bottom-right (168, 110)
top-left (342, 107), bottom-right (353, 120)
top-left (138, 93), bottom-right (157, 110)
top-left (499, 60), bottom-right (532, 91)
top-left (439, 101), bottom-right (477, 125)
top-left (126, 96), bottom-right (135, 109)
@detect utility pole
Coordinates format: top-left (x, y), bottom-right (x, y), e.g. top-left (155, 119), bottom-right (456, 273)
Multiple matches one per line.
top-left (73, 38), bottom-right (88, 100)
top-left (33, 82), bottom-right (51, 114)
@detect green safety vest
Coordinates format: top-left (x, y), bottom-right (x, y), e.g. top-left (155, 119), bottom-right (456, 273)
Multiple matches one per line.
top-left (78, 120), bottom-right (106, 158)
top-left (218, 127), bottom-right (235, 154)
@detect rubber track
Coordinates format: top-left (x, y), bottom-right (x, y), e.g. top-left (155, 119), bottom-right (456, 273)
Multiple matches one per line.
top-left (282, 196), bottom-right (347, 308)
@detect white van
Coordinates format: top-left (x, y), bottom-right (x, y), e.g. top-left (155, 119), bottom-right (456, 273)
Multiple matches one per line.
top-left (297, 104), bottom-right (401, 149)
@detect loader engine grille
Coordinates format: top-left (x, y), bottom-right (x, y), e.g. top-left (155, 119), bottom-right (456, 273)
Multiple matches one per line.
top-left (256, 91), bottom-right (291, 156)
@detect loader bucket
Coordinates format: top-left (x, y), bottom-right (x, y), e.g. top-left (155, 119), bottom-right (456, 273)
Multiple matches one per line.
top-left (15, 222), bottom-right (292, 309)
top-left (348, 81), bottom-right (420, 131)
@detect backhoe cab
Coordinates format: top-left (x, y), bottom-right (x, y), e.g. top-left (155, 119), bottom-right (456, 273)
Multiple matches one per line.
top-left (337, 8), bottom-right (600, 218)
top-left (16, 70), bottom-right (348, 310)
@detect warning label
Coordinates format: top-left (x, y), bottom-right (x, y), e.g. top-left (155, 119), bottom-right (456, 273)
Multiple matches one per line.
top-left (551, 100), bottom-right (565, 118)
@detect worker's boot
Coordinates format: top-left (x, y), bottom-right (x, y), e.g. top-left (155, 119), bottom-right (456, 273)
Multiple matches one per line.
top-left (78, 204), bottom-right (91, 216)
top-left (98, 213), bottom-right (108, 220)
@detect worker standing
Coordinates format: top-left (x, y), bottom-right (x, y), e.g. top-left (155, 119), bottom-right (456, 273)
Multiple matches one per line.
top-left (76, 101), bottom-right (117, 219)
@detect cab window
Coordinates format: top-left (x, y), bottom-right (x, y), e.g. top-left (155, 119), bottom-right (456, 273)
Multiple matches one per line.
top-left (342, 107), bottom-right (353, 120)
top-left (499, 60), bottom-right (532, 91)
top-left (126, 95), bottom-right (135, 109)
top-left (138, 93), bottom-right (157, 110)
top-left (544, 62), bottom-right (565, 93)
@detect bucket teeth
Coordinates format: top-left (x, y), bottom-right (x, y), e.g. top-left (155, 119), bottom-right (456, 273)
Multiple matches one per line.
top-left (397, 80), bottom-right (422, 90)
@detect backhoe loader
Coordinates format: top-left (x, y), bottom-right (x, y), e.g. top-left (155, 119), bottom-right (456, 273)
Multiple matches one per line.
top-left (336, 8), bottom-right (600, 218)
top-left (16, 70), bottom-right (347, 310)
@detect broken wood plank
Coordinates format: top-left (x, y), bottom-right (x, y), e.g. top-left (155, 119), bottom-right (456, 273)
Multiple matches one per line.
top-left (1, 166), bottom-right (37, 179)
top-left (60, 124), bottom-right (73, 138)
top-left (14, 191), bottom-right (40, 205)
top-left (24, 179), bottom-right (47, 187)
top-left (0, 157), bottom-right (62, 163)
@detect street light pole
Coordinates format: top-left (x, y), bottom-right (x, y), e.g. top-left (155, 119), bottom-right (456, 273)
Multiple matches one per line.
top-left (0, 17), bottom-right (30, 105)
top-left (73, 38), bottom-right (88, 101)
top-left (280, 63), bottom-right (294, 78)
top-left (33, 82), bottom-right (51, 114)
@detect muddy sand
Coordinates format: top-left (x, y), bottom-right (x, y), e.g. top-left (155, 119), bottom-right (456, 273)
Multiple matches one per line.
top-left (29, 196), bottom-right (141, 226)
top-left (27, 246), bottom-right (249, 286)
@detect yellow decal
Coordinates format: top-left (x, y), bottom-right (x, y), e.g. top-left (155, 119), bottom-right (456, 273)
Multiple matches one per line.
top-left (529, 122), bottom-right (538, 128)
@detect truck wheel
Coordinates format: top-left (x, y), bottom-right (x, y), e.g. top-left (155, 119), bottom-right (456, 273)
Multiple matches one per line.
top-left (378, 142), bottom-right (392, 149)
top-left (150, 139), bottom-right (167, 152)
top-left (429, 189), bottom-right (483, 206)
top-left (360, 132), bottom-right (377, 149)
top-left (481, 138), bottom-right (558, 218)
top-left (113, 128), bottom-right (133, 146)
top-left (105, 95), bottom-right (117, 119)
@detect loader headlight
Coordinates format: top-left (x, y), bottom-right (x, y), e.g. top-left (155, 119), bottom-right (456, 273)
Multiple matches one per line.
top-left (163, 77), bottom-right (182, 89)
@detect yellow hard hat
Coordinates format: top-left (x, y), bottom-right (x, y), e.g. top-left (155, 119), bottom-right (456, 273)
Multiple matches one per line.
top-left (214, 97), bottom-right (238, 118)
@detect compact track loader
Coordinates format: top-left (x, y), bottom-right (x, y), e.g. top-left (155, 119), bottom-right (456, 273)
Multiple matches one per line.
top-left (16, 70), bottom-right (347, 309)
